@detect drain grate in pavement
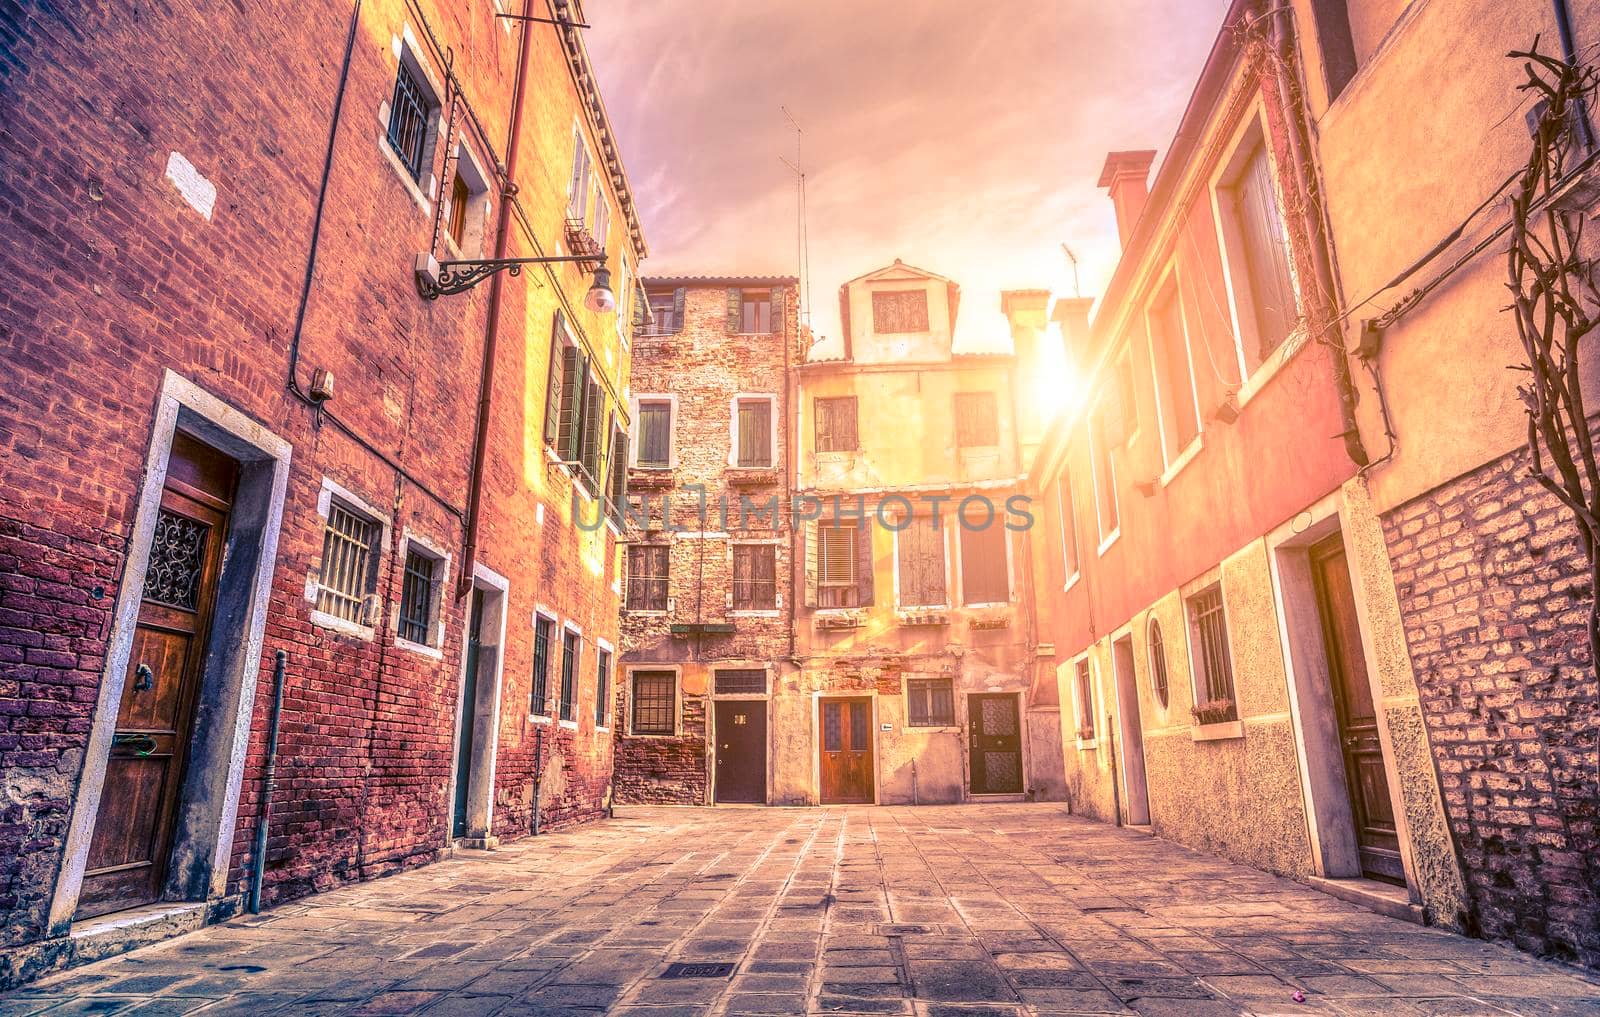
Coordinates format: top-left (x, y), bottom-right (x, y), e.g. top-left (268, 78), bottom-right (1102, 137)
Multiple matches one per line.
top-left (661, 962), bottom-right (736, 979)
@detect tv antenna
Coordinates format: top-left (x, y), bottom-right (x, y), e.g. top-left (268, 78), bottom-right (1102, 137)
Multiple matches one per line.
top-left (1061, 243), bottom-right (1081, 298)
top-left (779, 105), bottom-right (812, 327)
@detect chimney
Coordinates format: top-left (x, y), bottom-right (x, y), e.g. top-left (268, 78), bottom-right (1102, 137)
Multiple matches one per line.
top-left (1002, 289), bottom-right (1055, 473)
top-left (1051, 296), bottom-right (1094, 372)
top-left (1098, 150), bottom-right (1157, 249)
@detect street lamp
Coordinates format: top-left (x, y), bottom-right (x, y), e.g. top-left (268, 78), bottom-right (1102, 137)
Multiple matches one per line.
top-left (584, 262), bottom-right (615, 313)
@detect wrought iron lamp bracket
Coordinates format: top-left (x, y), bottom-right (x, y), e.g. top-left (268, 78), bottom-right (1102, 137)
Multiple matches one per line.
top-left (414, 251), bottom-right (602, 300)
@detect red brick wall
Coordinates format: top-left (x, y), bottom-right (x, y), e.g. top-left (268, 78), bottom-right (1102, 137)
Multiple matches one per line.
top-left (1383, 443), bottom-right (1600, 968)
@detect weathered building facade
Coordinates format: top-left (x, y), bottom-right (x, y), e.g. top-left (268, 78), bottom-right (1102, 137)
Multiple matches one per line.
top-left (0, 0), bottom-right (643, 983)
top-left (790, 261), bottom-right (1067, 806)
top-left (614, 277), bottom-right (801, 806)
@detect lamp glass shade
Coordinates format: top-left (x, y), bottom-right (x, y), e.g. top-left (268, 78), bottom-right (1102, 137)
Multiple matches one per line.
top-left (585, 265), bottom-right (615, 314)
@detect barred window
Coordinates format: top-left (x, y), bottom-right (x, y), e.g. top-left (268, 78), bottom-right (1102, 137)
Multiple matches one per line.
top-left (815, 396), bottom-right (858, 453)
top-left (559, 628), bottom-right (580, 723)
top-left (316, 501), bottom-right (380, 625)
top-left (530, 615), bottom-right (554, 715)
top-left (906, 677), bottom-right (954, 726)
top-left (1148, 616), bottom-right (1170, 708)
top-left (386, 58), bottom-right (434, 181)
top-left (714, 669), bottom-right (766, 694)
top-left (595, 647), bottom-right (611, 727)
top-left (1187, 584), bottom-right (1237, 718)
top-left (632, 670), bottom-right (675, 735)
top-left (627, 544), bottom-right (669, 611)
top-left (396, 547), bottom-right (438, 645)
top-left (871, 289), bottom-right (929, 332)
top-left (733, 544), bottom-right (777, 611)
top-left (818, 522), bottom-right (858, 608)
top-left (954, 391), bottom-right (998, 447)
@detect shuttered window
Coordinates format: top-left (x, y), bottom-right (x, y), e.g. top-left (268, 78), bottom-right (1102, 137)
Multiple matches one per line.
top-left (814, 396), bottom-right (859, 452)
top-left (595, 647), bottom-right (611, 727)
top-left (607, 424), bottom-right (629, 523)
top-left (733, 543), bottom-right (777, 611)
top-left (316, 501), bottom-right (380, 624)
top-left (818, 523), bottom-right (858, 608)
top-left (736, 398), bottom-right (773, 467)
top-left (954, 391), bottom-right (998, 448)
top-left (740, 291), bottom-right (772, 333)
top-left (1074, 659), bottom-right (1095, 739)
top-left (1187, 585), bottom-right (1238, 716)
top-left (871, 289), bottom-right (928, 332)
top-left (632, 671), bottom-right (675, 735)
top-left (906, 677), bottom-right (954, 726)
top-left (636, 400), bottom-right (672, 468)
top-left (627, 544), bottom-right (669, 611)
top-left (531, 616), bottom-right (553, 715)
top-left (567, 129), bottom-right (591, 222)
top-left (578, 378), bottom-right (605, 491)
top-left (558, 628), bottom-right (579, 722)
top-left (1233, 138), bottom-right (1298, 363)
top-left (959, 523), bottom-right (1009, 605)
top-left (646, 289), bottom-right (682, 334)
top-left (896, 515), bottom-right (946, 608)
top-left (1150, 279), bottom-right (1200, 466)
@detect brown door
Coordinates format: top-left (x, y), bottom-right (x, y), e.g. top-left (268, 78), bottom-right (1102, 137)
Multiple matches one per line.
top-left (77, 432), bottom-right (236, 919)
top-left (819, 697), bottom-right (874, 804)
top-left (1311, 534), bottom-right (1404, 884)
top-left (969, 693), bottom-right (1024, 794)
top-left (714, 700), bottom-right (767, 804)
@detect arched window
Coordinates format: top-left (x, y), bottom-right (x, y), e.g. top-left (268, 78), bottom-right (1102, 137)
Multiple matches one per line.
top-left (1148, 616), bottom-right (1170, 708)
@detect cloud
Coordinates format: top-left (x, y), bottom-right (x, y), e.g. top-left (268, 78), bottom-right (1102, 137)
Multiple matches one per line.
top-left (587, 0), bottom-right (1227, 352)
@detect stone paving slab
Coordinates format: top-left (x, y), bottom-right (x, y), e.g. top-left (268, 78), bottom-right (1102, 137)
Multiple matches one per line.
top-left (4, 805), bottom-right (1599, 1016)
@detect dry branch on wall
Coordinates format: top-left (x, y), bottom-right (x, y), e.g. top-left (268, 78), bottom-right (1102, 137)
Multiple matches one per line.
top-left (1507, 41), bottom-right (1600, 669)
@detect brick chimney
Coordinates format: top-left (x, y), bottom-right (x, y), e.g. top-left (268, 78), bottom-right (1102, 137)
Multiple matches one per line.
top-left (1002, 289), bottom-right (1054, 470)
top-left (1051, 296), bottom-right (1094, 373)
top-left (1098, 150), bottom-right (1157, 249)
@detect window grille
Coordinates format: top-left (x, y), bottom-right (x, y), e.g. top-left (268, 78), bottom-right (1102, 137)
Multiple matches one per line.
top-left (814, 396), bottom-right (858, 453)
top-left (1188, 585), bottom-right (1237, 714)
top-left (907, 678), bottom-right (954, 726)
top-left (559, 628), bottom-right (579, 722)
top-left (316, 502), bottom-right (378, 624)
top-left (732, 544), bottom-right (777, 611)
top-left (531, 616), bottom-right (553, 715)
top-left (632, 671), bottom-right (675, 734)
top-left (386, 60), bottom-right (432, 181)
top-left (1148, 617), bottom-right (1170, 708)
top-left (1075, 660), bottom-right (1095, 739)
top-left (627, 545), bottom-right (669, 611)
top-left (714, 669), bottom-right (766, 694)
top-left (818, 523), bottom-right (858, 608)
top-left (595, 649), bottom-right (611, 726)
top-left (397, 548), bottom-right (436, 644)
top-left (954, 392), bottom-right (998, 447)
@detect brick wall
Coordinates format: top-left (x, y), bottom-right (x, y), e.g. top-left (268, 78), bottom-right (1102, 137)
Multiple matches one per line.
top-left (1384, 442), bottom-right (1600, 967)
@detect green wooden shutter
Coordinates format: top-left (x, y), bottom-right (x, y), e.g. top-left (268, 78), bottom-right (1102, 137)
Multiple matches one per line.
top-left (581, 377), bottom-right (604, 485)
top-left (855, 517), bottom-right (874, 607)
top-left (543, 317), bottom-right (565, 446)
top-left (557, 345), bottom-right (581, 460)
top-left (672, 287), bottom-right (686, 332)
top-left (726, 288), bottom-right (742, 333)
top-left (771, 286), bottom-right (785, 335)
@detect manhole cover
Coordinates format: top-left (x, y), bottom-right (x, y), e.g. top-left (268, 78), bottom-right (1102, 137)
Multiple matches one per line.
top-left (662, 962), bottom-right (736, 979)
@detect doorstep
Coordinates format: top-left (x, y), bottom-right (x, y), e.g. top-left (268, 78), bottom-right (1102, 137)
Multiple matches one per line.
top-left (0, 901), bottom-right (213, 991)
top-left (1308, 875), bottom-right (1425, 925)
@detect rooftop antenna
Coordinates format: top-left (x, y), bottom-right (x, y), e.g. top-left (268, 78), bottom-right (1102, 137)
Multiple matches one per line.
top-left (1061, 243), bottom-right (1081, 298)
top-left (779, 105), bottom-right (812, 328)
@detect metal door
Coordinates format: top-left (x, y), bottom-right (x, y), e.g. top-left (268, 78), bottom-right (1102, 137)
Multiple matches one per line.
top-left (714, 700), bottom-right (767, 803)
top-left (969, 693), bottom-right (1024, 794)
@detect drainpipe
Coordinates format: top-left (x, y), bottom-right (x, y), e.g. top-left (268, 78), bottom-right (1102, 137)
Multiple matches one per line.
top-left (457, 0), bottom-right (540, 598)
top-left (248, 650), bottom-right (288, 914)
top-left (1552, 0), bottom-right (1597, 152)
top-left (1106, 710), bottom-right (1121, 828)
top-left (1269, 10), bottom-right (1369, 468)
top-left (530, 725), bottom-right (543, 836)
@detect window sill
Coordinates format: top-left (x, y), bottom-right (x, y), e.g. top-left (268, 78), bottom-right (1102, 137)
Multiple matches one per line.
top-left (1075, 736), bottom-right (1098, 751)
top-left (731, 610), bottom-right (781, 618)
top-left (309, 609), bottom-right (375, 642)
top-left (1191, 719), bottom-right (1245, 742)
top-left (1236, 324), bottom-right (1310, 409)
top-left (625, 608), bottom-right (669, 616)
top-left (1063, 572), bottom-right (1081, 594)
top-left (1097, 529), bottom-right (1121, 556)
top-left (596, 725), bottom-right (610, 734)
top-left (529, 714), bottom-right (552, 725)
top-left (905, 724), bottom-right (960, 733)
top-left (1160, 435), bottom-right (1204, 487)
top-left (628, 730), bottom-right (680, 739)
top-left (559, 720), bottom-right (578, 731)
top-left (374, 127), bottom-right (434, 217)
top-left (394, 635), bottom-right (443, 660)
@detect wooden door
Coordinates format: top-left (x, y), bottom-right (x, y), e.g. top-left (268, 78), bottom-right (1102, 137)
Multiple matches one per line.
top-left (452, 589), bottom-right (485, 840)
top-left (1112, 638), bottom-right (1151, 825)
top-left (714, 700), bottom-right (767, 804)
top-left (969, 693), bottom-right (1023, 794)
top-left (78, 432), bottom-right (235, 919)
top-left (1311, 535), bottom-right (1404, 884)
top-left (819, 697), bottom-right (873, 804)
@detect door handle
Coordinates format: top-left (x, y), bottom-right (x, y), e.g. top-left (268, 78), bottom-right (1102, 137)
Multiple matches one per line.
top-left (133, 663), bottom-right (154, 692)
top-left (113, 733), bottom-right (157, 757)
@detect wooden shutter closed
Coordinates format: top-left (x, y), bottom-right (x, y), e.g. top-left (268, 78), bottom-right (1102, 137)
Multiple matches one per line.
top-left (672, 287), bottom-right (686, 332)
top-left (803, 519), bottom-right (818, 608)
top-left (960, 524), bottom-right (1009, 605)
top-left (771, 286), bottom-right (785, 335)
top-left (609, 427), bottom-right (629, 510)
top-left (897, 517), bottom-right (945, 607)
top-left (738, 400), bottom-right (771, 467)
top-left (580, 377), bottom-right (604, 483)
top-left (557, 346), bottom-right (582, 460)
top-left (638, 402), bottom-right (671, 467)
top-left (543, 315), bottom-right (566, 446)
top-left (1238, 142), bottom-right (1298, 358)
top-left (631, 283), bottom-right (647, 333)
top-left (855, 519), bottom-right (874, 607)
top-left (726, 288), bottom-right (742, 333)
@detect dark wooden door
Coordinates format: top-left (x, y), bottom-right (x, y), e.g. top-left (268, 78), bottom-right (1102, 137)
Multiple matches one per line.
top-left (969, 693), bottom-right (1023, 794)
top-left (78, 432), bottom-right (235, 919)
top-left (819, 697), bottom-right (874, 804)
top-left (714, 700), bottom-right (767, 804)
top-left (1312, 535), bottom-right (1404, 884)
top-left (453, 589), bottom-right (485, 839)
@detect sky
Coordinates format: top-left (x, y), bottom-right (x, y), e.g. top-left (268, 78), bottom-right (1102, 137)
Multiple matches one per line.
top-left (586, 0), bottom-right (1228, 357)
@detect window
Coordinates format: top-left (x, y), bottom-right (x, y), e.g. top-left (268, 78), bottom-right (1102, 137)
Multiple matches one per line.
top-left (1148, 616), bottom-right (1170, 708)
top-left (954, 392), bottom-right (998, 448)
top-left (396, 546), bottom-right (438, 645)
top-left (607, 421), bottom-right (629, 524)
top-left (1217, 120), bottom-right (1299, 374)
top-left (631, 670), bottom-right (675, 735)
top-left (636, 399), bottom-right (673, 468)
top-left (595, 647), bottom-right (611, 727)
top-left (732, 543), bottom-right (777, 611)
top-left (1114, 351), bottom-right (1138, 442)
top-left (559, 627), bottom-right (580, 723)
top-left (896, 515), bottom-right (946, 608)
top-left (1088, 401), bottom-right (1119, 545)
top-left (1187, 584), bottom-right (1238, 719)
top-left (316, 501), bottom-right (381, 625)
top-left (740, 291), bottom-right (773, 334)
top-left (591, 177), bottom-right (610, 249)
top-left (814, 396), bottom-right (858, 453)
top-left (531, 615), bottom-right (554, 716)
top-left (714, 669), bottom-right (766, 694)
top-left (627, 544), bottom-right (669, 611)
top-left (906, 677), bottom-right (954, 726)
top-left (818, 522), bottom-right (860, 608)
top-left (542, 315), bottom-right (606, 495)
top-left (567, 126), bottom-right (592, 223)
top-left (1148, 277), bottom-right (1201, 468)
top-left (959, 522), bottom-right (1009, 605)
top-left (1074, 659), bottom-right (1095, 740)
top-left (871, 289), bottom-right (929, 332)
top-left (1056, 470), bottom-right (1080, 584)
top-left (647, 289), bottom-right (681, 334)
top-left (447, 172), bottom-right (470, 248)
top-left (734, 397), bottom-right (773, 468)
top-left (386, 58), bottom-right (435, 181)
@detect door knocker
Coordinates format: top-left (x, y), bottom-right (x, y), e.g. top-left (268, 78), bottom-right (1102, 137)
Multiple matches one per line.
top-left (133, 663), bottom-right (154, 693)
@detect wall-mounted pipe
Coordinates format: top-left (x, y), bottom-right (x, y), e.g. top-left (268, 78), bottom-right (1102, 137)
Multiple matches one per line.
top-left (248, 650), bottom-right (288, 914)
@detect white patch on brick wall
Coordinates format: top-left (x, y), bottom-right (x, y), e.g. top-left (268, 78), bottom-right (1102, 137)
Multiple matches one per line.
top-left (164, 151), bottom-right (216, 221)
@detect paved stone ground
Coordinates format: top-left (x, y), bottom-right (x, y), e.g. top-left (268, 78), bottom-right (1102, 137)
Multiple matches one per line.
top-left (5, 805), bottom-right (1599, 1016)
